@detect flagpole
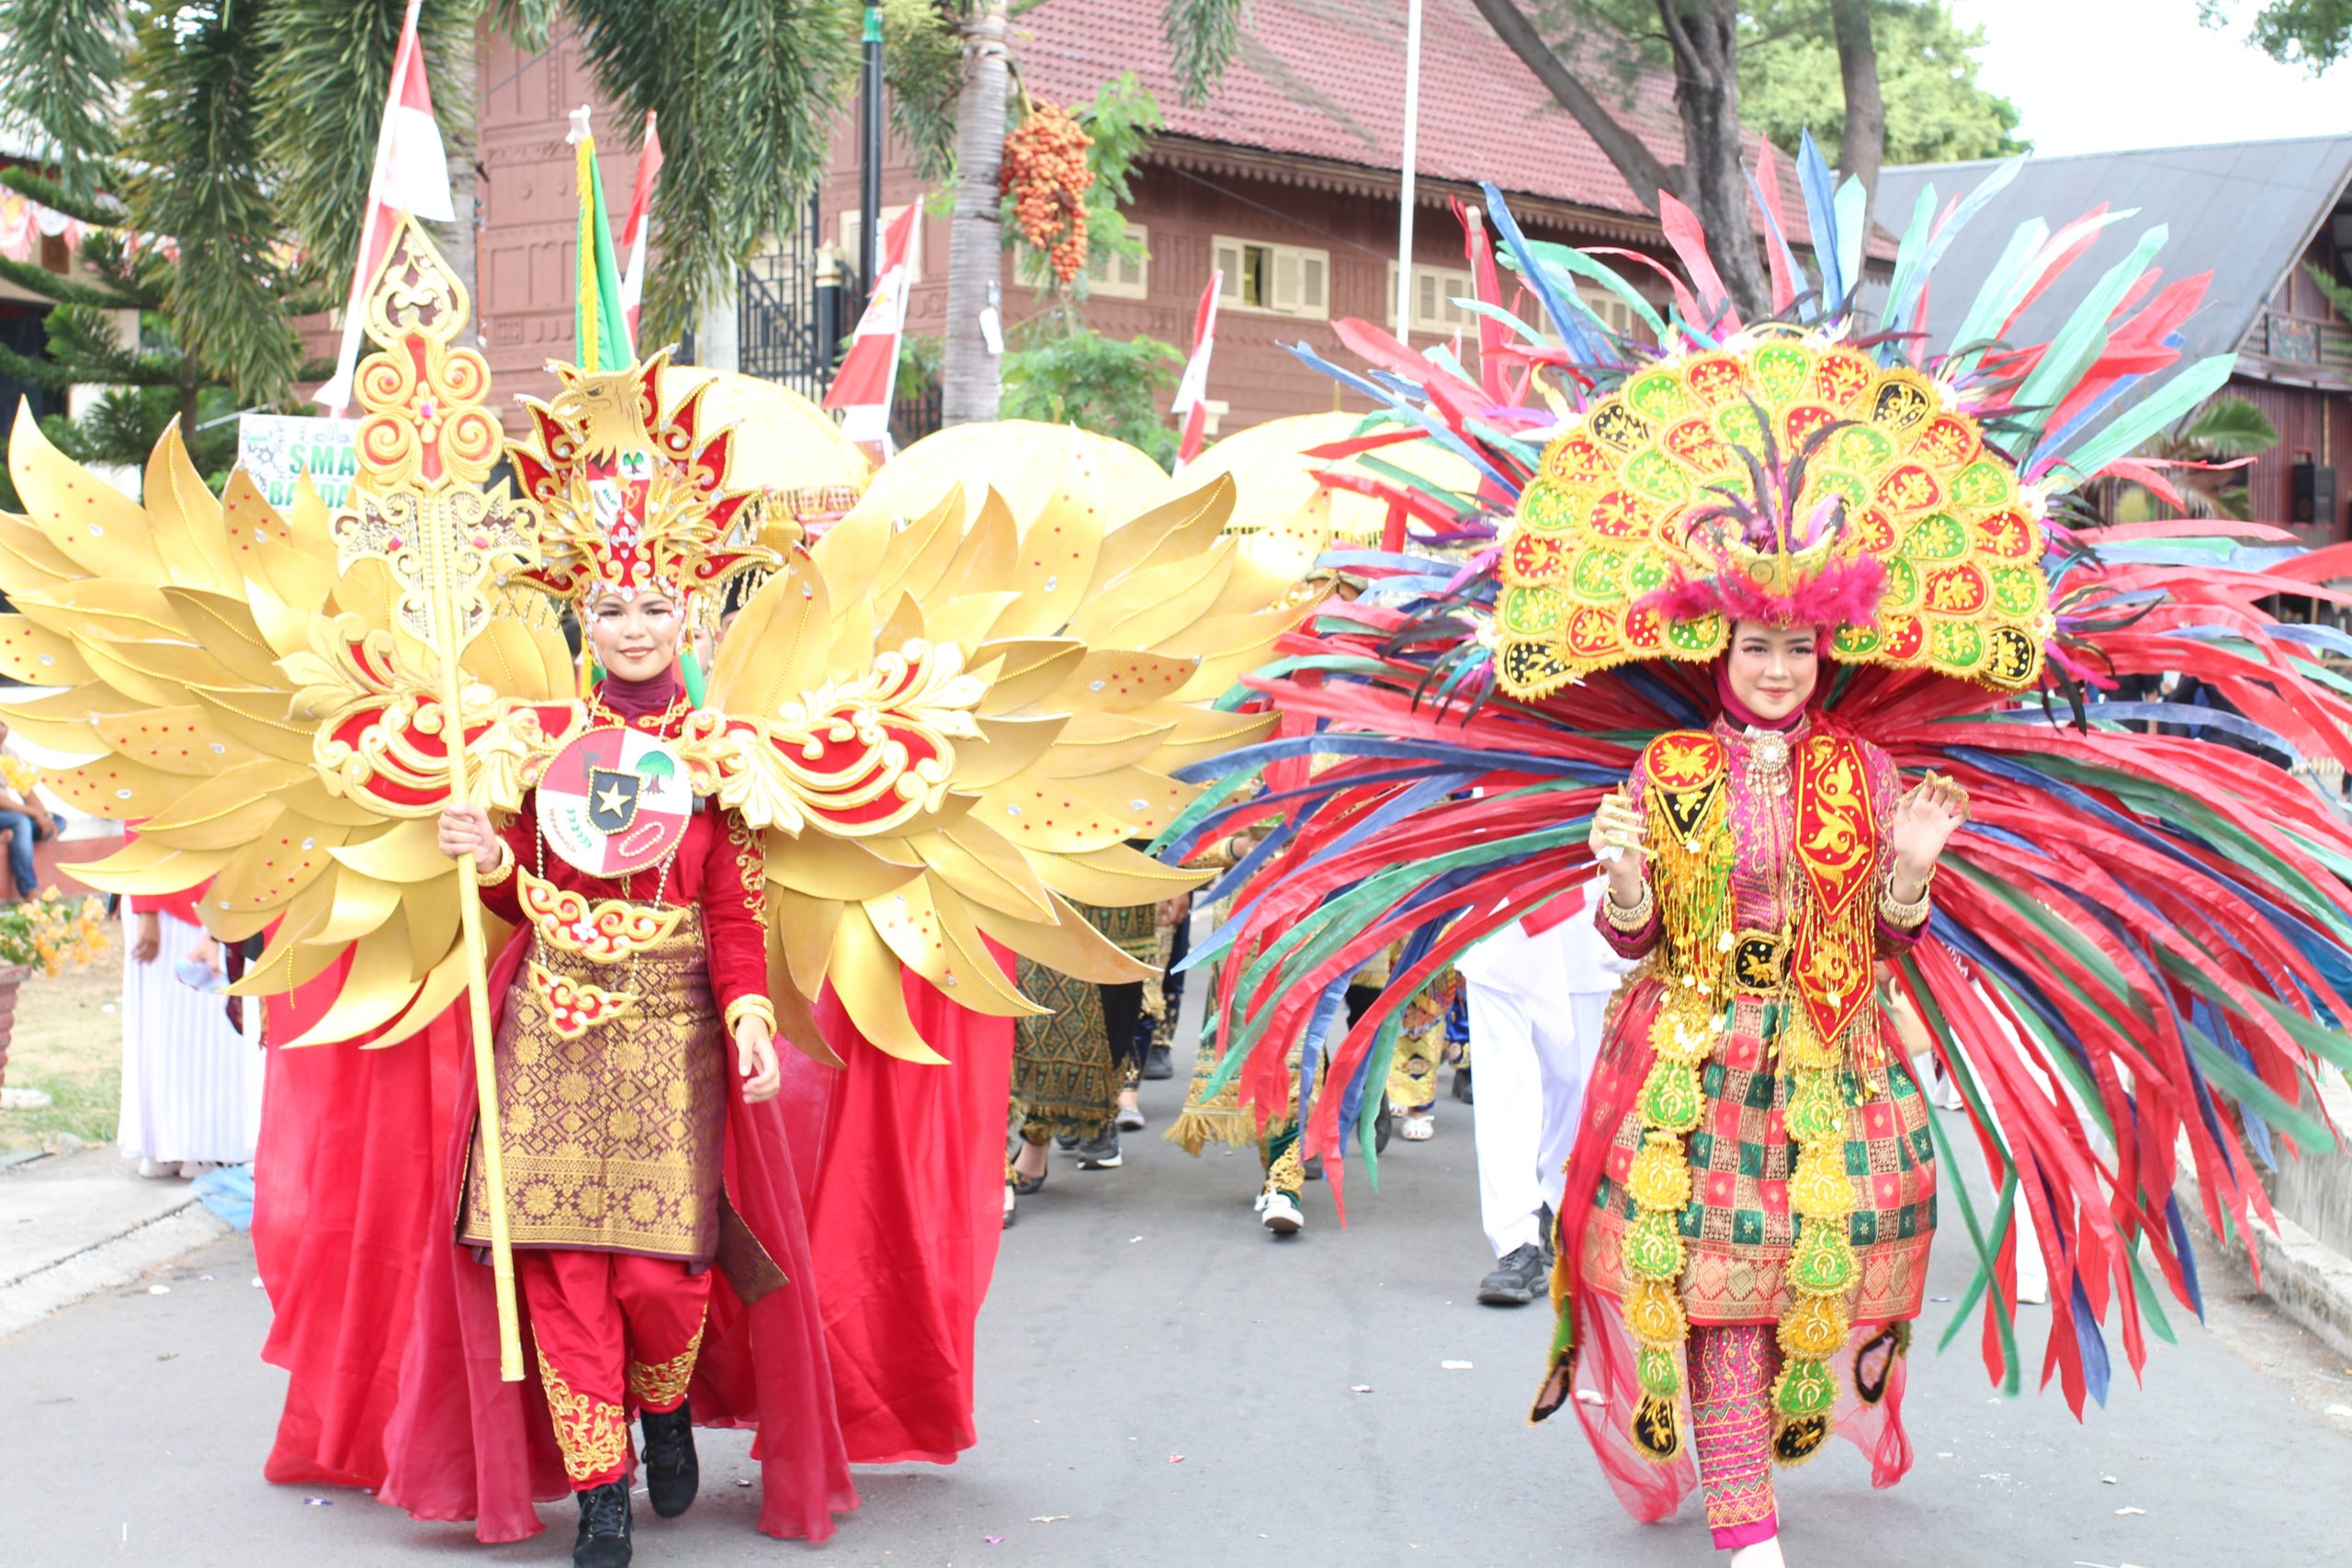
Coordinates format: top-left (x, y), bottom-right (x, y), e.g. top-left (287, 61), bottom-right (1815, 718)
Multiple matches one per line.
top-left (1393, 0), bottom-right (1424, 348)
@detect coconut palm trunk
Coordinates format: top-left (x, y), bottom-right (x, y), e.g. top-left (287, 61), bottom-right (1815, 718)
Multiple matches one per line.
top-left (943, 0), bottom-right (1009, 427)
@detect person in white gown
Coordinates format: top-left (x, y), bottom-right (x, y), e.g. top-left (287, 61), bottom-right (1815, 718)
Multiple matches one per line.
top-left (119, 883), bottom-right (262, 1179)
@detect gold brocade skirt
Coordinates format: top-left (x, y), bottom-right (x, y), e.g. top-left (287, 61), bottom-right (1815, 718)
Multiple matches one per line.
top-left (459, 911), bottom-right (727, 1263)
top-left (1578, 987), bottom-right (1937, 1326)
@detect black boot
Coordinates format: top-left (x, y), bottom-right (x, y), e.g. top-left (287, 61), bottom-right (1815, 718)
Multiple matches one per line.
top-left (573, 1478), bottom-right (632, 1568)
top-left (641, 1400), bottom-right (699, 1519)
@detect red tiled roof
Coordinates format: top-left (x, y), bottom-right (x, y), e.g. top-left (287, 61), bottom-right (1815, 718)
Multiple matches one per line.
top-left (1015, 0), bottom-right (1829, 248)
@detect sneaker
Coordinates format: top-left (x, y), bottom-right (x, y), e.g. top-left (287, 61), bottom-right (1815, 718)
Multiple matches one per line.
top-left (1142, 1043), bottom-right (1175, 1080)
top-left (1476, 1243), bottom-right (1548, 1306)
top-left (1115, 1101), bottom-right (1146, 1132)
top-left (1074, 1132), bottom-right (1123, 1168)
top-left (1399, 1111), bottom-right (1435, 1141)
top-left (1257, 1190), bottom-right (1305, 1235)
top-left (640, 1401), bottom-right (698, 1518)
top-left (572, 1478), bottom-right (632, 1567)
top-left (1054, 1132), bottom-right (1082, 1154)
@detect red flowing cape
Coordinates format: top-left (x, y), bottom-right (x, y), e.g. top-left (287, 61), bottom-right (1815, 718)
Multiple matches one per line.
top-left (253, 934), bottom-right (1013, 1542)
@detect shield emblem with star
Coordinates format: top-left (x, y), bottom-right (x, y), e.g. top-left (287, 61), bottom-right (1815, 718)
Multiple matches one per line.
top-left (539, 728), bottom-right (691, 875)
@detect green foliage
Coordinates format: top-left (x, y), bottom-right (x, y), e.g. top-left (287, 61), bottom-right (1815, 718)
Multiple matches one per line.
top-left (38, 380), bottom-right (243, 481)
top-left (571, 0), bottom-right (859, 343)
top-left (2110, 395), bottom-right (2278, 522)
top-left (2207, 0), bottom-right (2352, 72)
top-left (880, 0), bottom-right (969, 182)
top-left (2306, 259), bottom-right (2352, 321)
top-left (1740, 2), bottom-right (2027, 164)
top-left (1003, 73), bottom-right (1164, 311)
top-left (254, 0), bottom-right (481, 289)
top-left (121, 0), bottom-right (307, 405)
top-left (1163, 0), bottom-right (1249, 106)
top-left (1001, 329), bottom-right (1183, 468)
top-left (2177, 395), bottom-right (2279, 457)
top-left (0, 0), bottom-right (127, 201)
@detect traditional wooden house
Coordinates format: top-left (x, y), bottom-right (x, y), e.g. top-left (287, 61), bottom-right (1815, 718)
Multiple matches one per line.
top-left (470, 0), bottom-right (1862, 438)
top-left (1877, 135), bottom-right (2352, 539)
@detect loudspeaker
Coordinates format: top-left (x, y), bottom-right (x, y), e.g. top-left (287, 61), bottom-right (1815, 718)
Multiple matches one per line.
top-left (2292, 460), bottom-right (2336, 525)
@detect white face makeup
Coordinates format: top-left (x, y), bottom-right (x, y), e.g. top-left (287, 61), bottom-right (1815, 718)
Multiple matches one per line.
top-left (584, 590), bottom-right (683, 682)
top-left (1724, 623), bottom-right (1820, 723)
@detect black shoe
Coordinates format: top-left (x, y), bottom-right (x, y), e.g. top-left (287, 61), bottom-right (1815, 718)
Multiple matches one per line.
top-left (1538, 1202), bottom-right (1557, 1265)
top-left (1476, 1243), bottom-right (1548, 1306)
top-left (1074, 1131), bottom-right (1123, 1168)
top-left (573, 1478), bottom-right (632, 1567)
top-left (1453, 1066), bottom-right (1474, 1105)
top-left (1142, 1043), bottom-right (1174, 1080)
top-left (641, 1401), bottom-right (698, 1519)
top-left (1054, 1132), bottom-right (1081, 1153)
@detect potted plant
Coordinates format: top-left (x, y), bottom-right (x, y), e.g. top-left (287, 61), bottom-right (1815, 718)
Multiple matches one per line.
top-left (0, 891), bottom-right (109, 1088)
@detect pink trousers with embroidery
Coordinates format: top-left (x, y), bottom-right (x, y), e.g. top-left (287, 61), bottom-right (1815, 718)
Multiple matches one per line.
top-left (1690, 1324), bottom-right (1778, 1550)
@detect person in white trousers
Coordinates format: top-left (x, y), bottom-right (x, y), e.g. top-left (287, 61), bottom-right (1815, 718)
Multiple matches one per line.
top-left (1461, 885), bottom-right (1633, 1304)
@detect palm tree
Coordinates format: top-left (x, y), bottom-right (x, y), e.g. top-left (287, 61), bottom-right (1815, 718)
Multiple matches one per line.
top-left (2106, 397), bottom-right (2278, 524)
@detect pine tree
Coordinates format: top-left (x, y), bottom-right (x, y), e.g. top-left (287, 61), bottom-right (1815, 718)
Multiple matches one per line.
top-left (0, 169), bottom-right (246, 487)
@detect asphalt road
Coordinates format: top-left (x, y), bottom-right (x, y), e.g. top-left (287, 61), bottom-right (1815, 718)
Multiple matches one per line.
top-left (5, 1069), bottom-right (2350, 1568)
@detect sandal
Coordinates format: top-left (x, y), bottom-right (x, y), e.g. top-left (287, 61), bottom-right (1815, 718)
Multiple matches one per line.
top-left (1400, 1111), bottom-right (1435, 1142)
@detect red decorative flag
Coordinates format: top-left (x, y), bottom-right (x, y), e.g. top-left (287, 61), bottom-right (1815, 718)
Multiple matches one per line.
top-left (619, 111), bottom-right (664, 347)
top-left (824, 202), bottom-right (922, 452)
top-left (1171, 270), bottom-right (1223, 470)
top-left (315, 0), bottom-right (453, 415)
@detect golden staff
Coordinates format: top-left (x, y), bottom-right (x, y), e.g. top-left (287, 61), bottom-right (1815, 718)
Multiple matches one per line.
top-left (329, 217), bottom-right (539, 1381)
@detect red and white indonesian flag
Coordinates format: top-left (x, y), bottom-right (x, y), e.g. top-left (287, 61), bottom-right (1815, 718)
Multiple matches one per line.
top-left (538, 728), bottom-right (692, 877)
top-left (1171, 270), bottom-right (1222, 471)
top-left (618, 111), bottom-right (663, 346)
top-left (315, 0), bottom-right (454, 416)
top-left (824, 202), bottom-right (922, 451)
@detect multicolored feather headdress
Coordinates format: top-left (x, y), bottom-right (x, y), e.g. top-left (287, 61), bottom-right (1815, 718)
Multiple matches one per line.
top-left (1162, 134), bottom-right (2352, 1437)
top-left (1496, 332), bottom-right (2049, 697)
top-left (507, 348), bottom-right (779, 608)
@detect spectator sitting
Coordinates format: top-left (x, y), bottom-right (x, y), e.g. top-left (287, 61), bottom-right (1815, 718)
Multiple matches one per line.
top-left (0, 721), bottom-right (60, 901)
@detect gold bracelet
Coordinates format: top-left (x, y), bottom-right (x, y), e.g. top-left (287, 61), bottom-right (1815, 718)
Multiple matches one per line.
top-left (1879, 869), bottom-right (1932, 929)
top-left (1601, 879), bottom-right (1655, 932)
top-left (724, 995), bottom-right (778, 1036)
top-left (476, 838), bottom-right (515, 889)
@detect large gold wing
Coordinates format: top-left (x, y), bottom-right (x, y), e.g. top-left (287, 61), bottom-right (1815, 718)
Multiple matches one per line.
top-left (0, 226), bottom-right (1308, 1064)
top-left (701, 423), bottom-right (1315, 1064)
top-left (0, 403), bottom-right (575, 1047)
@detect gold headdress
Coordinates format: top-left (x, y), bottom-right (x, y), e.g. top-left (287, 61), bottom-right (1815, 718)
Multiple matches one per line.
top-left (507, 348), bottom-right (783, 609)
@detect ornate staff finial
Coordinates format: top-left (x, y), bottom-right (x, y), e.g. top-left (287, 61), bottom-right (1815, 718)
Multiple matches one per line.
top-left (327, 212), bottom-right (537, 1382)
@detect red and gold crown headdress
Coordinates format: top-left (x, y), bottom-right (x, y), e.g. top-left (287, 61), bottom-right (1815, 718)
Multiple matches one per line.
top-left (507, 348), bottom-right (784, 609)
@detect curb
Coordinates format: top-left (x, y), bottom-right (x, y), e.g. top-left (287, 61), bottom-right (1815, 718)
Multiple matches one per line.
top-left (0, 1198), bottom-right (232, 1340)
top-left (2180, 1162), bottom-right (2352, 1367)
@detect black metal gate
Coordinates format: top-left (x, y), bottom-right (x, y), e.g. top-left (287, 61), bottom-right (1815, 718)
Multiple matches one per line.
top-left (738, 194), bottom-right (842, 400)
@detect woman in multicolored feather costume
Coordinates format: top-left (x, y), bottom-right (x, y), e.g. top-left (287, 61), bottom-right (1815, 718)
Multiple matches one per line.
top-left (1160, 140), bottom-right (2352, 1563)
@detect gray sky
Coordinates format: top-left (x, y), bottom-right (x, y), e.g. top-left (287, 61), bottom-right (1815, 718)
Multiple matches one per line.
top-left (1952, 0), bottom-right (2352, 155)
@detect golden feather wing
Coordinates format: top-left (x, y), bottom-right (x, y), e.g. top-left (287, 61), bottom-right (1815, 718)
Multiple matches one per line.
top-left (699, 429), bottom-right (1313, 1062)
top-left (0, 406), bottom-right (570, 1048)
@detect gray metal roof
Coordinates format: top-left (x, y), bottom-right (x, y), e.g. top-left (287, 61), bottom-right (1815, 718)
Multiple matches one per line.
top-left (1874, 133), bottom-right (2352, 367)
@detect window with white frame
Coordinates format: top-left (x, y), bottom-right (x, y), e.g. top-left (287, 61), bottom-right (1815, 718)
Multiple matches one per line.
top-left (1088, 222), bottom-right (1149, 299)
top-left (1211, 236), bottom-right (1329, 319)
top-left (1577, 285), bottom-right (1643, 343)
top-left (837, 205), bottom-right (921, 284)
top-left (1385, 261), bottom-right (1480, 336)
